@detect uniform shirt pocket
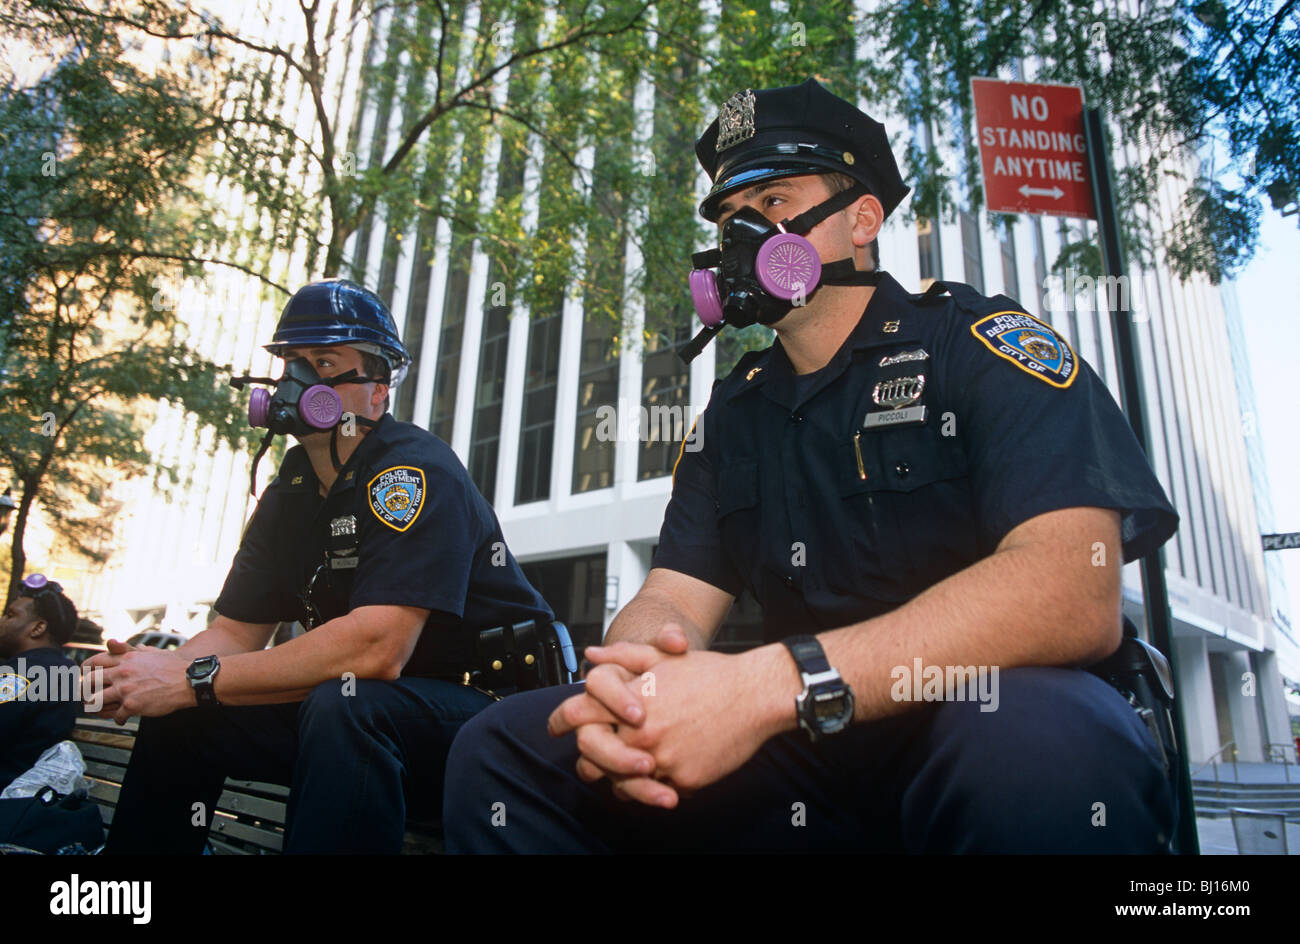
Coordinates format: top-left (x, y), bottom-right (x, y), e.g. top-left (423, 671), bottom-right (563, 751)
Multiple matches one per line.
top-left (715, 459), bottom-right (761, 592)
top-left (832, 427), bottom-right (980, 601)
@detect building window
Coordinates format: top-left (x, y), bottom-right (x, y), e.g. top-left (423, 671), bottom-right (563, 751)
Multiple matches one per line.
top-left (573, 310), bottom-right (619, 493)
top-left (429, 244), bottom-right (471, 443)
top-left (960, 208), bottom-right (985, 292)
top-left (637, 320), bottom-right (692, 481)
top-left (515, 302), bottom-right (563, 504)
top-left (917, 217), bottom-right (941, 288)
top-left (395, 231), bottom-right (434, 423)
top-left (1000, 224), bottom-right (1019, 299)
top-left (468, 300), bottom-right (510, 502)
top-left (519, 553), bottom-right (605, 653)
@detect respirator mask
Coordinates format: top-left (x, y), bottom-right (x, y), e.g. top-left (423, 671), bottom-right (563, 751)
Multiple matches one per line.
top-left (232, 355), bottom-right (388, 495)
top-left (681, 183), bottom-right (882, 363)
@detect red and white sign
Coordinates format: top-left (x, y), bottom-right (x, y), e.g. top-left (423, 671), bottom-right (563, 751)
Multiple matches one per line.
top-left (971, 78), bottom-right (1095, 219)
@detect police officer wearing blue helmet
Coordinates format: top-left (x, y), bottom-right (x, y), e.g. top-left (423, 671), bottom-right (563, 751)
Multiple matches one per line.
top-left (91, 279), bottom-right (553, 854)
top-left (442, 79), bottom-right (1180, 853)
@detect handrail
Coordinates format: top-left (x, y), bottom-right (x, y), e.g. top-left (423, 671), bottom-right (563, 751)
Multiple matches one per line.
top-left (1265, 743), bottom-right (1295, 783)
top-left (1190, 742), bottom-right (1237, 795)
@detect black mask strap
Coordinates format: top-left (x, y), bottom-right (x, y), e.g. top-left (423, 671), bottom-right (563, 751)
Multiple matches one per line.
top-left (230, 374), bottom-right (278, 390)
top-left (678, 325), bottom-right (722, 365)
top-left (249, 428), bottom-right (275, 496)
top-left (781, 185), bottom-right (868, 235)
top-left (819, 262), bottom-right (884, 286)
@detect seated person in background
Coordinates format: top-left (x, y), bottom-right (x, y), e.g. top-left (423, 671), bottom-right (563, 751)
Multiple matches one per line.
top-left (0, 575), bottom-right (81, 791)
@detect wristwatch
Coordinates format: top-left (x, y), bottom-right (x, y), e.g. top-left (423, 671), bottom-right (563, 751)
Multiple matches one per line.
top-left (186, 655), bottom-right (221, 707)
top-left (781, 635), bottom-right (854, 742)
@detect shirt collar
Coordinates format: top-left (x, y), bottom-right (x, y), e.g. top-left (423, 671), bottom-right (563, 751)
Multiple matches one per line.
top-left (727, 272), bottom-right (923, 407)
top-left (272, 413), bottom-right (397, 495)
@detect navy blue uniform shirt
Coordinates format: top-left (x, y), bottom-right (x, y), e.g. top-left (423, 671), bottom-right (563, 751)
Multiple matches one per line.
top-left (0, 646), bottom-right (81, 789)
top-left (654, 273), bottom-right (1179, 643)
top-left (215, 414), bottom-right (553, 676)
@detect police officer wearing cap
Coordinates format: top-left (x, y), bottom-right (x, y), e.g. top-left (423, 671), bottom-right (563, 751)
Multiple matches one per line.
top-left (92, 279), bottom-right (552, 854)
top-left (442, 79), bottom-right (1179, 853)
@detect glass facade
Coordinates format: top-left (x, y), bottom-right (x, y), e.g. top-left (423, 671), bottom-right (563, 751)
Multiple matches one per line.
top-left (637, 320), bottom-right (692, 481)
top-left (515, 300), bottom-right (563, 504)
top-left (917, 217), bottom-right (941, 288)
top-left (520, 553), bottom-right (606, 653)
top-left (960, 207), bottom-right (985, 292)
top-left (468, 299), bottom-right (510, 502)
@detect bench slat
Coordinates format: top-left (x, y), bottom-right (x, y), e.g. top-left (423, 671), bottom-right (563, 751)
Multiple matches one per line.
top-left (215, 790), bottom-right (286, 825)
top-left (209, 813), bottom-right (283, 852)
top-left (71, 717), bottom-right (437, 854)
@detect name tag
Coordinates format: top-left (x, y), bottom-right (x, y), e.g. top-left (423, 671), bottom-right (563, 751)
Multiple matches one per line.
top-left (863, 405), bottom-right (928, 429)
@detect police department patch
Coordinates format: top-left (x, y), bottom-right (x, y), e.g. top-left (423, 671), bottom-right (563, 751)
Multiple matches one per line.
top-left (970, 310), bottom-right (1077, 388)
top-left (0, 673), bottom-right (28, 703)
top-left (367, 466), bottom-right (426, 532)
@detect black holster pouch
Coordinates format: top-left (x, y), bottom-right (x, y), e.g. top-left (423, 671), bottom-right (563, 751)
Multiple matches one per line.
top-left (1087, 617), bottom-right (1179, 778)
top-left (473, 620), bottom-right (578, 695)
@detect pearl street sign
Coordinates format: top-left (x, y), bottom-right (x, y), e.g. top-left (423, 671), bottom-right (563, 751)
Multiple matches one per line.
top-left (1263, 532), bottom-right (1300, 551)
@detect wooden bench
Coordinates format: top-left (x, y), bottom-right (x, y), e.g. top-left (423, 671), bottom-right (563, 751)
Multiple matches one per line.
top-left (72, 716), bottom-right (443, 854)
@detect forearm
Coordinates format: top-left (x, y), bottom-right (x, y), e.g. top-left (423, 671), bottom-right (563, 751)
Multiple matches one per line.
top-left (604, 587), bottom-right (712, 650)
top-left (747, 535), bottom-right (1121, 735)
top-left (211, 613), bottom-right (392, 706)
top-left (177, 624), bottom-right (264, 660)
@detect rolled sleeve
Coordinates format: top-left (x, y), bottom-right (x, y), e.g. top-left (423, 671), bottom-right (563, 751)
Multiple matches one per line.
top-left (349, 461), bottom-right (485, 618)
top-left (945, 310), bottom-right (1179, 562)
top-left (214, 491), bottom-right (297, 624)
top-left (651, 400), bottom-right (745, 595)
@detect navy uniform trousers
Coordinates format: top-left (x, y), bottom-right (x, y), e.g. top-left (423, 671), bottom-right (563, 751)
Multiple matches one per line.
top-left (106, 677), bottom-right (492, 854)
top-left (444, 666), bottom-right (1176, 853)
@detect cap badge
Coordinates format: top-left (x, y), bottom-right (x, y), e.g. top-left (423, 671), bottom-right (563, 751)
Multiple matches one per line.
top-left (716, 89), bottom-right (756, 153)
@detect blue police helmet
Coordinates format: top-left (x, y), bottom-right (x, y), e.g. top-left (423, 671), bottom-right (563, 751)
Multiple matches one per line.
top-left (265, 279), bottom-right (412, 387)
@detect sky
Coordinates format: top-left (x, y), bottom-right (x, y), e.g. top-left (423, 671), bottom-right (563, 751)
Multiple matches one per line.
top-left (1234, 206), bottom-right (1300, 637)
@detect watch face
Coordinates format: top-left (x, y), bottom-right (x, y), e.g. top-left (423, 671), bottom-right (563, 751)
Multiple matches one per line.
top-left (810, 684), bottom-right (854, 733)
top-left (188, 656), bottom-right (215, 680)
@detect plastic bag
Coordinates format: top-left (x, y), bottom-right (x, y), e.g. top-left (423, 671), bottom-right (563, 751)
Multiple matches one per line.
top-left (1, 740), bottom-right (90, 799)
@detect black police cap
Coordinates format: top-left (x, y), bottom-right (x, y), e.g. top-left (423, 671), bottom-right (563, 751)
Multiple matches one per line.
top-left (696, 78), bottom-right (910, 222)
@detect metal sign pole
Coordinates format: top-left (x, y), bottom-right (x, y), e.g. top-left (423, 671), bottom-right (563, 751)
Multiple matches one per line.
top-left (1083, 106), bottom-right (1199, 854)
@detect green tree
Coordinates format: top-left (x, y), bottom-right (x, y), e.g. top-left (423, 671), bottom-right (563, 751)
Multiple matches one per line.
top-left (0, 9), bottom-right (249, 601)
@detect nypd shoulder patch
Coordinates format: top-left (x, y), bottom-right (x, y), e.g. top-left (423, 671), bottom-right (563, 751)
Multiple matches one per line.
top-left (367, 465), bottom-right (426, 532)
top-left (970, 310), bottom-right (1078, 389)
top-left (0, 673), bottom-right (29, 703)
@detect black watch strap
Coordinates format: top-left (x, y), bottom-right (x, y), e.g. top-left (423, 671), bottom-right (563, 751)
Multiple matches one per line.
top-left (782, 634), bottom-right (830, 676)
top-left (188, 655), bottom-right (221, 707)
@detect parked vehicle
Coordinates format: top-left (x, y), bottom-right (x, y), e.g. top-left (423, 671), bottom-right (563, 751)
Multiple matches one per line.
top-left (125, 631), bottom-right (186, 651)
top-left (61, 642), bottom-right (107, 666)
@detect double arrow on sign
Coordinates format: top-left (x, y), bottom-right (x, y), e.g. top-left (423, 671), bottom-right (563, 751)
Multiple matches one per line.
top-left (1018, 184), bottom-right (1065, 200)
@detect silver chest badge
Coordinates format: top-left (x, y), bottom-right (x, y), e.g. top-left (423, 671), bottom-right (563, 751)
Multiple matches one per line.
top-left (864, 374), bottom-right (928, 429)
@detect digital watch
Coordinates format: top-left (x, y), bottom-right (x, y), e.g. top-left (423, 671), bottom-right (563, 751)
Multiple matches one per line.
top-left (781, 635), bottom-right (855, 742)
top-left (186, 655), bottom-right (221, 707)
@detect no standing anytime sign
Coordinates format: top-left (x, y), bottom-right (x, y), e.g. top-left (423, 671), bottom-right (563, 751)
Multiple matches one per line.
top-left (970, 78), bottom-right (1096, 220)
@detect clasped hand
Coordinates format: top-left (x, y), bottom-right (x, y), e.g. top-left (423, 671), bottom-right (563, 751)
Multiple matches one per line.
top-left (546, 624), bottom-right (774, 809)
top-left (83, 640), bottom-right (193, 724)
